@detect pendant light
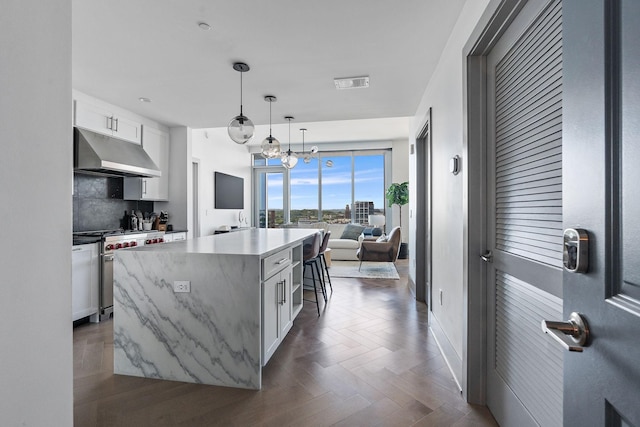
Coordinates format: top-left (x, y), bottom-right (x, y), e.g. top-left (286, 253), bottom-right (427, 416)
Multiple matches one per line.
top-left (281, 116), bottom-right (298, 169)
top-left (227, 62), bottom-right (255, 144)
top-left (300, 128), bottom-right (319, 164)
top-left (260, 95), bottom-right (281, 158)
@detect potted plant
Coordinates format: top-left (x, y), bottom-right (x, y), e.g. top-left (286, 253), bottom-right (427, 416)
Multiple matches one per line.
top-left (386, 182), bottom-right (409, 258)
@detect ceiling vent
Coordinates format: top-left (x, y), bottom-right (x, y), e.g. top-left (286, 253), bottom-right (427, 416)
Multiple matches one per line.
top-left (334, 76), bottom-right (370, 90)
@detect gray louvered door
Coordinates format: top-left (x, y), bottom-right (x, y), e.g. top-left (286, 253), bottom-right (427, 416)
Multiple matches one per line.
top-left (485, 0), bottom-right (564, 426)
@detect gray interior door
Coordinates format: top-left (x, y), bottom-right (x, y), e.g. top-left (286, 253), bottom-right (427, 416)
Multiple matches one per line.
top-left (561, 0), bottom-right (640, 425)
top-left (485, 0), bottom-right (564, 425)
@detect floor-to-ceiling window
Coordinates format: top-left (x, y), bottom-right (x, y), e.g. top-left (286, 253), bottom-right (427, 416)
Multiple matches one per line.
top-left (320, 154), bottom-right (353, 223)
top-left (253, 149), bottom-right (390, 226)
top-left (289, 157), bottom-right (319, 223)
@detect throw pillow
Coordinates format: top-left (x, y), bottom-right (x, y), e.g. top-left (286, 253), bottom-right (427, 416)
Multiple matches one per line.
top-left (371, 227), bottom-right (383, 236)
top-left (340, 224), bottom-right (365, 240)
top-left (362, 227), bottom-right (374, 236)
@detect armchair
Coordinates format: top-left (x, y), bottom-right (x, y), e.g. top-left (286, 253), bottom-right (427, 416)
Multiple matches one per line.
top-left (356, 226), bottom-right (402, 271)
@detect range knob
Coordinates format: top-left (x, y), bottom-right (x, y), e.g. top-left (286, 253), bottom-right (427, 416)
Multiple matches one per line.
top-left (145, 239), bottom-right (152, 244)
top-left (159, 238), bottom-right (164, 243)
top-left (131, 241), bottom-right (137, 247)
top-left (152, 238), bottom-right (159, 244)
top-left (115, 243), bottom-right (123, 249)
top-left (123, 242), bottom-right (130, 248)
top-left (106, 244), bottom-right (114, 250)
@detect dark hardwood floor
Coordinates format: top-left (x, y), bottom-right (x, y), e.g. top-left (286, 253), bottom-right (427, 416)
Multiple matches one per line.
top-left (74, 260), bottom-right (498, 426)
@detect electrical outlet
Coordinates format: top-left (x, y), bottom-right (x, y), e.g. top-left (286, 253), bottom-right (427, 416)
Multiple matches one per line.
top-left (173, 281), bottom-right (191, 293)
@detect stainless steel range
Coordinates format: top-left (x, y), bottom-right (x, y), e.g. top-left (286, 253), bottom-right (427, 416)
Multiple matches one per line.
top-left (101, 232), bottom-right (148, 320)
top-left (73, 228), bottom-right (166, 321)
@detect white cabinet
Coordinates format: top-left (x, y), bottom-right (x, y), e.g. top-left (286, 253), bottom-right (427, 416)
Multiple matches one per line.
top-left (72, 243), bottom-right (99, 322)
top-left (261, 245), bottom-right (304, 364)
top-left (163, 232), bottom-right (186, 243)
top-left (170, 232), bottom-right (186, 241)
top-left (262, 265), bottom-right (293, 364)
top-left (124, 126), bottom-right (170, 201)
top-left (74, 100), bottom-right (142, 144)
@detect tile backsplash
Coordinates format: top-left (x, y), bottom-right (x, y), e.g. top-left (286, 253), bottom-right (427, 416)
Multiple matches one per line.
top-left (73, 174), bottom-right (153, 231)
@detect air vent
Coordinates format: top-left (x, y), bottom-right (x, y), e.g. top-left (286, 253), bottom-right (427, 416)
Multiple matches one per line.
top-left (334, 76), bottom-right (370, 90)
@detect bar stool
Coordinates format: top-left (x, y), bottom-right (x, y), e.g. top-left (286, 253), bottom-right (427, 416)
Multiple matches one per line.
top-left (318, 230), bottom-right (333, 293)
top-left (303, 232), bottom-right (325, 316)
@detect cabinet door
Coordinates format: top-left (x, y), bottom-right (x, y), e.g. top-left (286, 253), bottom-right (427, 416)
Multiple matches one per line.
top-left (141, 127), bottom-right (169, 199)
top-left (72, 244), bottom-right (99, 321)
top-left (123, 126), bottom-right (169, 200)
top-left (279, 266), bottom-right (293, 337)
top-left (171, 232), bottom-right (186, 241)
top-left (262, 273), bottom-right (281, 363)
top-left (74, 99), bottom-right (142, 144)
top-left (74, 100), bottom-right (113, 137)
top-left (112, 115), bottom-right (141, 144)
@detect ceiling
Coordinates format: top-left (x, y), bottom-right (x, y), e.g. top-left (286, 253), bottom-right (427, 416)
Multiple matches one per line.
top-left (72, 0), bottom-right (467, 144)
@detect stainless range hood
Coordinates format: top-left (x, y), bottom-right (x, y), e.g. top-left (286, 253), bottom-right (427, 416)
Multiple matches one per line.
top-left (74, 128), bottom-right (161, 178)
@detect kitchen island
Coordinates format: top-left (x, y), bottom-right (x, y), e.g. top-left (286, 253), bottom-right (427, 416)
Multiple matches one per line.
top-left (113, 228), bottom-right (317, 390)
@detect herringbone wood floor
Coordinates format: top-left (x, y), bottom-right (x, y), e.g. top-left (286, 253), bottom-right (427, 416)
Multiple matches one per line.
top-left (74, 260), bottom-right (498, 426)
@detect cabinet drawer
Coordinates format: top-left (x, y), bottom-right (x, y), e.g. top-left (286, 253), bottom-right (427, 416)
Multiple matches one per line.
top-left (262, 248), bottom-right (292, 279)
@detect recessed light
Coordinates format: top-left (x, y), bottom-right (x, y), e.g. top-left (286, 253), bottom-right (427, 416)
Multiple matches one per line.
top-left (334, 76), bottom-right (370, 90)
top-left (138, 97), bottom-right (151, 103)
top-left (198, 22), bottom-right (212, 31)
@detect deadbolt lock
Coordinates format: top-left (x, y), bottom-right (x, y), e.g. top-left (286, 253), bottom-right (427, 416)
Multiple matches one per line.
top-left (563, 228), bottom-right (588, 273)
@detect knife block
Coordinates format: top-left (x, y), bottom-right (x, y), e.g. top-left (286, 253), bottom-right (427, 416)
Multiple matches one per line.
top-left (154, 217), bottom-right (167, 231)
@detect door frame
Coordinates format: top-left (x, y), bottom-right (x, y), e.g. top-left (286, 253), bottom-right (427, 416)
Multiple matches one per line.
top-left (462, 0), bottom-right (528, 404)
top-left (414, 109), bottom-right (432, 304)
top-left (252, 165), bottom-right (290, 228)
top-left (192, 159), bottom-right (201, 238)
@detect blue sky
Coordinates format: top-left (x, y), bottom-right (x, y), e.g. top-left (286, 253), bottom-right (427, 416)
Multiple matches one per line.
top-left (267, 154), bottom-right (385, 210)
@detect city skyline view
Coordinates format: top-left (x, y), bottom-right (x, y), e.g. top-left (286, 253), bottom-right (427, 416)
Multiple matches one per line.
top-left (267, 153), bottom-right (385, 211)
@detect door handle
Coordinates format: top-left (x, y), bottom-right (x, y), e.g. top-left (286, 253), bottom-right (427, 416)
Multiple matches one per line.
top-left (541, 312), bottom-right (589, 352)
top-left (277, 280), bottom-right (283, 305)
top-left (480, 250), bottom-right (493, 263)
top-left (282, 279), bottom-right (286, 304)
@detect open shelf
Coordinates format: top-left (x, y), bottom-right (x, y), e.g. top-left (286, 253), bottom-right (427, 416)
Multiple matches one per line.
top-left (291, 245), bottom-right (303, 319)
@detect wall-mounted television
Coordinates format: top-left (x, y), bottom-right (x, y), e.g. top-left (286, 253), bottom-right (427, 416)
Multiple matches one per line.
top-left (214, 172), bottom-right (244, 209)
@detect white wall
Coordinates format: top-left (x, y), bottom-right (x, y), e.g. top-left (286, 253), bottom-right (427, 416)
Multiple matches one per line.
top-left (0, 1), bottom-right (73, 425)
top-left (192, 129), bottom-right (252, 235)
top-left (409, 0), bottom-right (491, 386)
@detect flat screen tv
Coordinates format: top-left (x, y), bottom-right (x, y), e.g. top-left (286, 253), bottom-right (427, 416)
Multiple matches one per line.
top-left (214, 172), bottom-right (244, 209)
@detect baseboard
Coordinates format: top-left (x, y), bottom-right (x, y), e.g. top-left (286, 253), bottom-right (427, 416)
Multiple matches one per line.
top-left (430, 314), bottom-right (463, 392)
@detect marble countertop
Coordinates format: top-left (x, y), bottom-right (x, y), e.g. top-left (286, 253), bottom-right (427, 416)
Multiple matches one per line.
top-left (125, 228), bottom-right (318, 257)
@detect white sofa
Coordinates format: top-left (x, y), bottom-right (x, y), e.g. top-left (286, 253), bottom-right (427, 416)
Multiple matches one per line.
top-left (301, 222), bottom-right (364, 261)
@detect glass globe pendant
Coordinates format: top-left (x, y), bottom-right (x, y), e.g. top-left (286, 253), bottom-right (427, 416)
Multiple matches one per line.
top-left (299, 128), bottom-right (318, 164)
top-left (281, 116), bottom-right (298, 169)
top-left (260, 96), bottom-right (281, 158)
top-left (281, 149), bottom-right (298, 169)
top-left (227, 63), bottom-right (254, 144)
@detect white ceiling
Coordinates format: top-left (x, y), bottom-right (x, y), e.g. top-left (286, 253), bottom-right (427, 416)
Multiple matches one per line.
top-left (72, 0), bottom-right (466, 143)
